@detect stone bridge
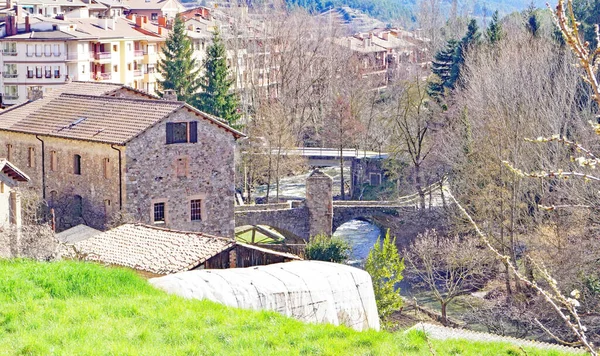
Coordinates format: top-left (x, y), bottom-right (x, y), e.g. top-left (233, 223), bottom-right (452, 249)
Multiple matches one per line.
top-left (235, 170), bottom-right (442, 240)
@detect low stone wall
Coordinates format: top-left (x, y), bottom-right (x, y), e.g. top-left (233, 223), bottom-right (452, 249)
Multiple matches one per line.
top-left (234, 202), bottom-right (292, 212)
top-left (0, 225), bottom-right (58, 260)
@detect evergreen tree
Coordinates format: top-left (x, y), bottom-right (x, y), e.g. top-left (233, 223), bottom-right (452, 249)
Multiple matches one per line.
top-left (427, 39), bottom-right (459, 101)
top-left (197, 29), bottom-right (241, 130)
top-left (452, 19), bottom-right (480, 88)
top-left (157, 14), bottom-right (200, 104)
top-left (524, 2), bottom-right (539, 37)
top-left (486, 10), bottom-right (503, 44)
top-left (573, 0), bottom-right (600, 48)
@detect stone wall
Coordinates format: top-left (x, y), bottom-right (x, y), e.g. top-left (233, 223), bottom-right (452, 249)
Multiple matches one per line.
top-left (235, 207), bottom-right (309, 240)
top-left (125, 108), bottom-right (236, 237)
top-left (0, 131), bottom-right (121, 231)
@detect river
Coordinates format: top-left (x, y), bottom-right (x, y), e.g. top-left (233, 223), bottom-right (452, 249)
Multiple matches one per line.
top-left (333, 219), bottom-right (382, 268)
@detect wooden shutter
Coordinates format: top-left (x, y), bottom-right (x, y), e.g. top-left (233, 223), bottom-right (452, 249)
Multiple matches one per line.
top-left (166, 122), bottom-right (174, 144)
top-left (189, 121), bottom-right (198, 143)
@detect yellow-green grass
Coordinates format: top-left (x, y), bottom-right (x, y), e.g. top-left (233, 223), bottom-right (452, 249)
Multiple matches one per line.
top-left (0, 260), bottom-right (575, 355)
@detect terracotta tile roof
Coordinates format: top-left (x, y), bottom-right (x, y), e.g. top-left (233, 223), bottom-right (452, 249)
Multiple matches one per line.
top-left (0, 93), bottom-right (183, 145)
top-left (69, 224), bottom-right (234, 274)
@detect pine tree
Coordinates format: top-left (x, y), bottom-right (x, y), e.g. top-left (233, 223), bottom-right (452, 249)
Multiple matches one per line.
top-left (524, 2), bottom-right (539, 37)
top-left (486, 10), bottom-right (503, 44)
top-left (427, 39), bottom-right (459, 101)
top-left (197, 28), bottom-right (241, 130)
top-left (451, 19), bottom-right (480, 88)
top-left (157, 14), bottom-right (200, 104)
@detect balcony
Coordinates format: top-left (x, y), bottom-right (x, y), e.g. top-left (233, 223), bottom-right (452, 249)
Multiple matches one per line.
top-left (133, 69), bottom-right (142, 77)
top-left (3, 94), bottom-right (18, 100)
top-left (134, 50), bottom-right (144, 58)
top-left (2, 51), bottom-right (17, 56)
top-left (2, 73), bottom-right (17, 79)
top-left (95, 72), bottom-right (112, 80)
top-left (93, 52), bottom-right (111, 60)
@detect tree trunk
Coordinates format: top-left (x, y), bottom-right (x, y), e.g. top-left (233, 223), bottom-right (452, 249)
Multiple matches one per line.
top-left (441, 302), bottom-right (448, 326)
top-left (415, 163), bottom-right (425, 209)
top-left (340, 145), bottom-right (345, 200)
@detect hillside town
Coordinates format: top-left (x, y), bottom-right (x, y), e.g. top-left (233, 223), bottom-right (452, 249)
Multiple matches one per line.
top-left (1, 0), bottom-right (600, 354)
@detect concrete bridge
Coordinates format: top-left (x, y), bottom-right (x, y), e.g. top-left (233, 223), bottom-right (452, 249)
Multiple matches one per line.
top-left (235, 170), bottom-right (443, 240)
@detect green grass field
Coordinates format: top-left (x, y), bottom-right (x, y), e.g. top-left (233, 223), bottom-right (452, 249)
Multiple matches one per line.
top-left (0, 260), bottom-right (575, 355)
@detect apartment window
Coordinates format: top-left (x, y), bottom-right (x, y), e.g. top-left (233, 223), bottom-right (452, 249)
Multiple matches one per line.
top-left (127, 43), bottom-right (132, 51)
top-left (166, 122), bottom-right (197, 144)
top-left (28, 147), bottom-right (35, 168)
top-left (190, 199), bottom-right (202, 221)
top-left (35, 44), bottom-right (42, 57)
top-left (3, 42), bottom-right (16, 55)
top-left (3, 63), bottom-right (17, 78)
top-left (54, 66), bottom-right (60, 78)
top-left (127, 63), bottom-right (131, 71)
top-left (53, 7), bottom-right (57, 14)
top-left (74, 195), bottom-right (83, 217)
top-left (53, 44), bottom-right (60, 56)
top-left (35, 66), bottom-right (42, 78)
top-left (6, 144), bottom-right (12, 161)
top-left (27, 66), bottom-right (33, 78)
top-left (73, 154), bottom-right (81, 175)
top-left (81, 64), bottom-right (86, 74)
top-left (4, 85), bottom-right (18, 99)
top-left (0, 182), bottom-right (4, 194)
top-left (112, 44), bottom-right (117, 52)
top-left (113, 65), bottom-right (118, 72)
top-left (151, 13), bottom-right (158, 20)
top-left (50, 150), bottom-right (58, 171)
top-left (45, 66), bottom-right (52, 78)
top-left (103, 158), bottom-right (111, 179)
top-left (153, 202), bottom-right (165, 223)
top-left (44, 44), bottom-right (51, 56)
top-left (26, 44), bottom-right (33, 57)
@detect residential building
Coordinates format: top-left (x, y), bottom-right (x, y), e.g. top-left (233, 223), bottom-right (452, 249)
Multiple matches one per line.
top-left (0, 158), bottom-right (29, 228)
top-left (0, 14), bottom-right (165, 105)
top-left (124, 0), bottom-right (184, 20)
top-left (0, 82), bottom-right (243, 236)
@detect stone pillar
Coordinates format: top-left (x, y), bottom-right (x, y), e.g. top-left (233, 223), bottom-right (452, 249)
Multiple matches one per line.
top-left (306, 169), bottom-right (333, 238)
top-left (9, 190), bottom-right (21, 256)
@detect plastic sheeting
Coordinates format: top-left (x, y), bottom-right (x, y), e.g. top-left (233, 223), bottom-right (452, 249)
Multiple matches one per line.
top-left (150, 261), bottom-right (380, 331)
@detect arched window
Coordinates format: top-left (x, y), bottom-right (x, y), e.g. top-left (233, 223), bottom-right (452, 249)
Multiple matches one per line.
top-left (74, 195), bottom-right (83, 217)
top-left (73, 154), bottom-right (81, 175)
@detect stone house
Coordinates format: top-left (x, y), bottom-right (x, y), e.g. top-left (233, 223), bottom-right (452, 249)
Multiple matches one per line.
top-left (0, 82), bottom-right (243, 236)
top-left (0, 159), bottom-right (30, 228)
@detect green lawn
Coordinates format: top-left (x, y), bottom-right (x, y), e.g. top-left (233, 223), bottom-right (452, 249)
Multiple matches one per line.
top-left (0, 260), bottom-right (575, 355)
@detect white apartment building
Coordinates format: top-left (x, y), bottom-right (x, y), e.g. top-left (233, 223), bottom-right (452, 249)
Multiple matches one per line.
top-left (0, 15), bottom-right (165, 105)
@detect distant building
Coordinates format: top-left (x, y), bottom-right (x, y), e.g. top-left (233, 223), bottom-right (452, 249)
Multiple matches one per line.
top-left (0, 158), bottom-right (29, 228)
top-left (0, 82), bottom-right (243, 235)
top-left (123, 0), bottom-right (184, 20)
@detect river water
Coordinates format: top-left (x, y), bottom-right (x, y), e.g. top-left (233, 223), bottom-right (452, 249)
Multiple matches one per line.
top-left (333, 219), bottom-right (382, 268)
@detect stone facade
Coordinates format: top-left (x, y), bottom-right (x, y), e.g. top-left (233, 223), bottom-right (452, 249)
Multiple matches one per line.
top-left (125, 109), bottom-right (236, 237)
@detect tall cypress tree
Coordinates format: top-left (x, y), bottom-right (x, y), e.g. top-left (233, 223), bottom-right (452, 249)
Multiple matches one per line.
top-left (486, 11), bottom-right (503, 44)
top-left (196, 28), bottom-right (241, 130)
top-left (157, 14), bottom-right (200, 104)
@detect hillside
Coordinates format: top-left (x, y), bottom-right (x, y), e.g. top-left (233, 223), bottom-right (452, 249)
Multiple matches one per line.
top-left (0, 259), bottom-right (577, 355)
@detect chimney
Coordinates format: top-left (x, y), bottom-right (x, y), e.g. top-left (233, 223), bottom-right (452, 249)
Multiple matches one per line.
top-left (158, 15), bottom-right (166, 27)
top-left (163, 89), bottom-right (177, 101)
top-left (25, 16), bottom-right (30, 33)
top-left (136, 15), bottom-right (143, 28)
top-left (126, 13), bottom-right (135, 21)
top-left (27, 86), bottom-right (43, 101)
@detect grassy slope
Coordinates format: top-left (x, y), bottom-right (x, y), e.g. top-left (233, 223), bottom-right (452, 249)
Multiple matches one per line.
top-left (0, 260), bottom-right (573, 356)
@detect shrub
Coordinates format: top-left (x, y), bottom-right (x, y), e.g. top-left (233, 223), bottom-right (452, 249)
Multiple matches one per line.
top-left (305, 234), bottom-right (350, 263)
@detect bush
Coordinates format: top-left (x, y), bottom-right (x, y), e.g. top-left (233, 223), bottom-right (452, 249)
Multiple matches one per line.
top-left (365, 230), bottom-right (405, 325)
top-left (305, 234), bottom-right (350, 263)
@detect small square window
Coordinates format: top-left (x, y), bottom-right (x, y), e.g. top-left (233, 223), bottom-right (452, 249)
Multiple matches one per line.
top-left (153, 202), bottom-right (165, 223)
top-left (190, 199), bottom-right (202, 221)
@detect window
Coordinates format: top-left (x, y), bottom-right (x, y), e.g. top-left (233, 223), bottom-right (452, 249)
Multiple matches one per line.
top-left (0, 182), bottom-right (4, 194)
top-left (151, 13), bottom-right (158, 20)
top-left (127, 43), bottom-right (131, 51)
top-left (153, 202), bottom-right (165, 223)
top-left (74, 195), bottom-right (83, 217)
top-left (3, 63), bottom-right (17, 77)
top-left (26, 66), bottom-right (33, 78)
top-left (127, 62), bottom-right (131, 71)
top-left (166, 122), bottom-right (198, 144)
top-left (3, 42), bottom-right (16, 55)
top-left (5, 144), bottom-right (12, 161)
top-left (28, 147), bottom-right (35, 167)
top-left (176, 157), bottom-right (188, 177)
top-left (81, 64), bottom-right (86, 74)
top-left (50, 150), bottom-right (58, 171)
top-left (113, 65), bottom-right (118, 72)
top-left (4, 85), bottom-right (18, 99)
top-left (190, 199), bottom-right (202, 221)
top-left (54, 66), bottom-right (60, 78)
top-left (103, 158), bottom-right (111, 179)
top-left (35, 66), bottom-right (42, 78)
top-left (369, 173), bottom-right (382, 186)
top-left (73, 154), bottom-right (81, 175)
top-left (45, 66), bottom-right (52, 78)
top-left (35, 44), bottom-right (42, 57)
top-left (53, 44), bottom-right (60, 56)
top-left (112, 44), bottom-right (117, 52)
top-left (44, 44), bottom-right (51, 56)
top-left (26, 44), bottom-right (33, 57)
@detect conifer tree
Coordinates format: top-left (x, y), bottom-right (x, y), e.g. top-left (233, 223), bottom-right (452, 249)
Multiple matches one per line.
top-left (157, 14), bottom-right (200, 104)
top-left (451, 19), bottom-right (480, 88)
top-left (486, 10), bottom-right (503, 44)
top-left (524, 2), bottom-right (539, 37)
top-left (427, 39), bottom-right (459, 101)
top-left (197, 28), bottom-right (241, 130)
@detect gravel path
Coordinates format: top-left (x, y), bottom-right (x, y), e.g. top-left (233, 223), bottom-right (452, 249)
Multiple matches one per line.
top-left (408, 322), bottom-right (586, 354)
